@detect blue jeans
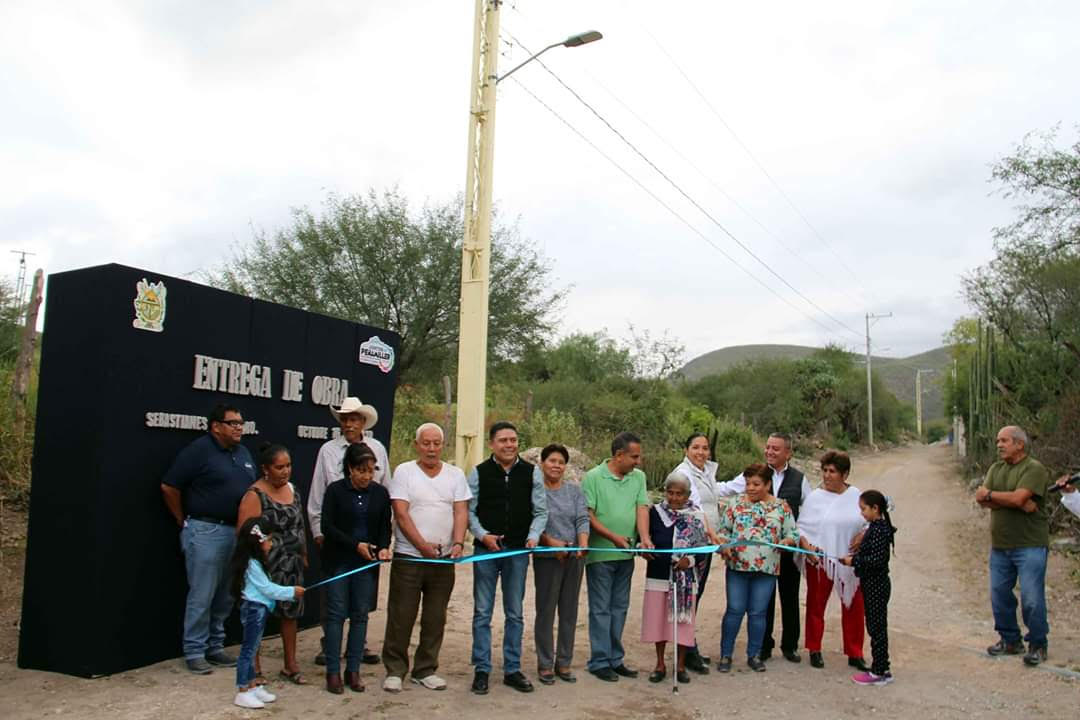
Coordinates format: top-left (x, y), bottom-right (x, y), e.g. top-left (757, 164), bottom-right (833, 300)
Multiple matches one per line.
top-left (720, 568), bottom-right (777, 659)
top-left (236, 600), bottom-right (268, 689)
top-left (471, 549), bottom-right (529, 674)
top-left (585, 559), bottom-right (634, 672)
top-left (325, 565), bottom-right (376, 674)
top-left (990, 546), bottom-right (1049, 647)
top-left (180, 519), bottom-right (237, 660)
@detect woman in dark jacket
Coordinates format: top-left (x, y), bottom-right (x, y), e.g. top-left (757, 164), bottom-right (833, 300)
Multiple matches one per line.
top-left (321, 442), bottom-right (392, 694)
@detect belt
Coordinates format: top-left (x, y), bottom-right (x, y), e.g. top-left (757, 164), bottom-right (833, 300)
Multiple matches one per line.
top-left (187, 515), bottom-right (235, 527)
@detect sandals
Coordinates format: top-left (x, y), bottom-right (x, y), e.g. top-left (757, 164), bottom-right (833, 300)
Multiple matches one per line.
top-left (555, 668), bottom-right (576, 683)
top-left (280, 669), bottom-right (308, 685)
top-left (537, 670), bottom-right (556, 685)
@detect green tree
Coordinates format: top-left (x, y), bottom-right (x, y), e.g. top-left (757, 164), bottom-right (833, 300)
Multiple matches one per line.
top-left (212, 189), bottom-right (565, 385)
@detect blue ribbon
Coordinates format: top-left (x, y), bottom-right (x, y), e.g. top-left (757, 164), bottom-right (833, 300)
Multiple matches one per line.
top-left (303, 539), bottom-right (832, 590)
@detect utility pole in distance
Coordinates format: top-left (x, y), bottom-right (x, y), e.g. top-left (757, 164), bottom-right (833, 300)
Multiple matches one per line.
top-left (915, 369), bottom-right (936, 438)
top-left (865, 312), bottom-right (892, 447)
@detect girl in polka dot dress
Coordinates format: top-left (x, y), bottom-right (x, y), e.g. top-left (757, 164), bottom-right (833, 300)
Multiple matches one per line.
top-left (841, 490), bottom-right (896, 686)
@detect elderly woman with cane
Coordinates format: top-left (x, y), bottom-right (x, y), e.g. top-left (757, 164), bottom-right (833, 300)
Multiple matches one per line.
top-left (672, 432), bottom-right (721, 674)
top-left (714, 463), bottom-right (799, 673)
top-left (641, 471), bottom-right (716, 685)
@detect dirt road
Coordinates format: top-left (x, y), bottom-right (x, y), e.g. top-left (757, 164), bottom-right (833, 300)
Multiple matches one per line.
top-left (2, 444), bottom-right (1077, 718)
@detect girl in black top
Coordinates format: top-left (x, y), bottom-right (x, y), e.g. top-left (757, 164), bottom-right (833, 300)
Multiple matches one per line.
top-left (320, 443), bottom-right (392, 694)
top-left (841, 489), bottom-right (897, 686)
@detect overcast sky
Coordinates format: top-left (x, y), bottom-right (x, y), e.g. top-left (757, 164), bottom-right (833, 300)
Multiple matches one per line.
top-left (3, 0), bottom-right (1079, 362)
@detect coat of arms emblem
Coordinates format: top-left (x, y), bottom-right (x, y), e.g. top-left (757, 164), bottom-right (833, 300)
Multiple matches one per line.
top-left (132, 278), bottom-right (167, 332)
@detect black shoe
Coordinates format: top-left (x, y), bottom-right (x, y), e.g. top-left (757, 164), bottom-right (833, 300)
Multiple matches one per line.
top-left (747, 656), bottom-right (766, 672)
top-left (612, 664), bottom-right (638, 678)
top-left (589, 667), bottom-right (619, 682)
top-left (758, 648), bottom-right (772, 662)
top-left (987, 639), bottom-right (1024, 656)
top-left (315, 636), bottom-right (327, 666)
top-left (185, 657), bottom-right (213, 675)
top-left (676, 670), bottom-right (691, 684)
top-left (782, 649), bottom-right (802, 663)
top-left (362, 651), bottom-right (381, 665)
top-left (809, 652), bottom-right (824, 668)
top-left (504, 671), bottom-right (534, 693)
top-left (648, 669), bottom-right (666, 683)
top-left (685, 650), bottom-right (710, 675)
top-left (1023, 644), bottom-right (1047, 667)
top-left (205, 650), bottom-right (237, 667)
top-left (471, 670), bottom-right (489, 695)
top-left (717, 657), bottom-right (732, 674)
top-left (848, 657), bottom-right (870, 672)
top-left (698, 654), bottom-right (711, 665)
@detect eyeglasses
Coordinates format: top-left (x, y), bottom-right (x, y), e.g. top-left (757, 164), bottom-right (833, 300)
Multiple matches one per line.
top-left (220, 419), bottom-right (245, 427)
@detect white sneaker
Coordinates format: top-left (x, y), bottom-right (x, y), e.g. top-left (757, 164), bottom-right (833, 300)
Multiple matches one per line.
top-left (382, 675), bottom-right (403, 693)
top-left (412, 674), bottom-right (447, 690)
top-left (252, 686), bottom-right (276, 703)
top-left (233, 689), bottom-right (265, 709)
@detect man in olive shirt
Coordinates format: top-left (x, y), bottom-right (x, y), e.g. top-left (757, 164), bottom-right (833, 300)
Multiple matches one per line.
top-left (582, 432), bottom-right (653, 682)
top-left (974, 425), bottom-right (1051, 667)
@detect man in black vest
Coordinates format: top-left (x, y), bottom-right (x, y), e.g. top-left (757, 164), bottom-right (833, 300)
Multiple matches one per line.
top-left (716, 432), bottom-right (810, 663)
top-left (467, 422), bottom-right (549, 695)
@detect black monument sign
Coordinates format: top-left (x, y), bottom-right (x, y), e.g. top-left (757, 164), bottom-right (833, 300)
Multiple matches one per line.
top-left (18, 263), bottom-right (400, 677)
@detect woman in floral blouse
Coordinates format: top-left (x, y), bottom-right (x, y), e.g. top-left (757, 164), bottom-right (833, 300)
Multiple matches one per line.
top-left (714, 463), bottom-right (799, 673)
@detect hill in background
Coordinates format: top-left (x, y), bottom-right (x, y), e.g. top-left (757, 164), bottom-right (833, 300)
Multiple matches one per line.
top-left (681, 344), bottom-right (951, 422)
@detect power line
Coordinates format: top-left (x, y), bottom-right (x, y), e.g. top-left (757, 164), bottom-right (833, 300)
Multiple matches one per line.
top-left (644, 29), bottom-right (868, 297)
top-left (582, 72), bottom-right (867, 311)
top-left (504, 31), bottom-right (863, 339)
top-left (509, 76), bottom-right (844, 339)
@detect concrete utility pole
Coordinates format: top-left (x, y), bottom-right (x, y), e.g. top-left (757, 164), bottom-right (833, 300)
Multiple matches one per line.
top-left (454, 0), bottom-right (502, 471)
top-left (864, 312), bottom-right (892, 446)
top-left (915, 369), bottom-right (936, 438)
top-left (452, 0), bottom-right (602, 471)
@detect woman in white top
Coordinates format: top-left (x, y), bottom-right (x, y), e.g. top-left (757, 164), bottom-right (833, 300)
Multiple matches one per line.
top-left (796, 449), bottom-right (869, 671)
top-left (673, 433), bottom-right (721, 674)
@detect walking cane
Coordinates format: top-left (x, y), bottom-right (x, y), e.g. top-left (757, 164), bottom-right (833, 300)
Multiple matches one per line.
top-left (671, 560), bottom-right (679, 694)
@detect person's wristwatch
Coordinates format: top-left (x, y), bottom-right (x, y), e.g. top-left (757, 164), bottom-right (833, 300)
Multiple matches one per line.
top-left (987, 490), bottom-right (993, 502)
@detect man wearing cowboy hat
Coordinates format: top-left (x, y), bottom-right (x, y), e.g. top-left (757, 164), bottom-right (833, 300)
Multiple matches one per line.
top-left (307, 396), bottom-right (389, 666)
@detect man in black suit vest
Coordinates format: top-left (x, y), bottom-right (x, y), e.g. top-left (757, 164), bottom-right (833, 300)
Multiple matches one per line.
top-left (467, 422), bottom-right (549, 695)
top-left (716, 432), bottom-right (810, 663)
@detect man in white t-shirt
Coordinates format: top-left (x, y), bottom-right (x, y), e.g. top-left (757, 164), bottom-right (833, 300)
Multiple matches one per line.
top-left (307, 397), bottom-right (389, 666)
top-left (381, 422), bottom-right (470, 693)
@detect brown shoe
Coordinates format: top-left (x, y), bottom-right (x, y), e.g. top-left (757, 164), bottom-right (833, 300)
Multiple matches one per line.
top-left (326, 672), bottom-right (344, 694)
top-left (345, 671), bottom-right (365, 692)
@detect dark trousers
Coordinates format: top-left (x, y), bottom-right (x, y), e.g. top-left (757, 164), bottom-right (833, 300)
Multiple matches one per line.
top-left (762, 552), bottom-right (800, 654)
top-left (690, 554), bottom-right (712, 655)
top-left (862, 574), bottom-right (891, 675)
top-left (325, 566), bottom-right (375, 675)
top-left (382, 557), bottom-right (456, 680)
top-left (533, 555), bottom-right (585, 670)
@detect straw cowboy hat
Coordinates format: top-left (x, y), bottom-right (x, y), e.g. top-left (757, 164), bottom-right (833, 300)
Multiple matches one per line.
top-left (329, 397), bottom-right (378, 429)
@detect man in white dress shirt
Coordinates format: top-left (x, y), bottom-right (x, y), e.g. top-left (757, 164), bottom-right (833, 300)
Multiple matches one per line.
top-left (715, 432), bottom-right (811, 663)
top-left (307, 397), bottom-right (389, 666)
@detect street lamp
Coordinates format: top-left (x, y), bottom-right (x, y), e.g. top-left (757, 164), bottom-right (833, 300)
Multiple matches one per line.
top-left (454, 0), bottom-right (602, 471)
top-left (497, 30), bottom-right (603, 83)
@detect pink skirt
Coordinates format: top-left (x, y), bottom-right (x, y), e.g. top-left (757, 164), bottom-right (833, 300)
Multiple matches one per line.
top-left (640, 588), bottom-right (695, 646)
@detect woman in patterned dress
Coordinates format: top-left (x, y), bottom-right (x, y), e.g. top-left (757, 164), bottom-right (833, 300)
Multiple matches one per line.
top-left (237, 443), bottom-right (308, 684)
top-left (714, 463), bottom-right (799, 673)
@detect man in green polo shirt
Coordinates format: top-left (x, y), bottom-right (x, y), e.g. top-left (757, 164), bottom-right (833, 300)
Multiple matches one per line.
top-left (974, 425), bottom-right (1051, 667)
top-left (582, 432), bottom-right (653, 682)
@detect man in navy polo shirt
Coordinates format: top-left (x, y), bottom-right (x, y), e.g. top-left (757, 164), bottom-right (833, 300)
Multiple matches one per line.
top-left (161, 403), bottom-right (256, 674)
